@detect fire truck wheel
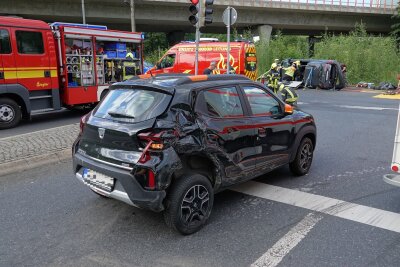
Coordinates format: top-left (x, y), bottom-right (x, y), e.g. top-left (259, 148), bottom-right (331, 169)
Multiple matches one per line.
top-left (0, 98), bottom-right (22, 130)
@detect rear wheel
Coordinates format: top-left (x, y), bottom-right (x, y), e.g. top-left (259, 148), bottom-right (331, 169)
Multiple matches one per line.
top-left (289, 137), bottom-right (314, 176)
top-left (164, 174), bottom-right (214, 235)
top-left (0, 98), bottom-right (22, 130)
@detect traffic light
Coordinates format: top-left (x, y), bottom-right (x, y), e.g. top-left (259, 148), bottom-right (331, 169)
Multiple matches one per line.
top-left (188, 0), bottom-right (199, 26)
top-left (201, 0), bottom-right (214, 27)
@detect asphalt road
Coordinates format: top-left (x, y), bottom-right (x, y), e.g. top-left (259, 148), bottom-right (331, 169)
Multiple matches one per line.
top-left (0, 109), bottom-right (85, 139)
top-left (1, 89), bottom-right (400, 267)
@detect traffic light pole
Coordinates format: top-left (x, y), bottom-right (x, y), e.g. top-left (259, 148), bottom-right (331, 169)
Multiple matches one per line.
top-left (226, 6), bottom-right (231, 74)
top-left (195, 3), bottom-right (201, 75)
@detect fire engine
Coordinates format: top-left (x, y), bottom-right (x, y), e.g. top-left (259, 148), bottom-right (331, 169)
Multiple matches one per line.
top-left (0, 16), bottom-right (144, 129)
top-left (147, 41), bottom-right (257, 80)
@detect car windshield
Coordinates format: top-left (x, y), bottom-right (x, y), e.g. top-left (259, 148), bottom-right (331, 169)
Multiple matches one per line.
top-left (94, 88), bottom-right (172, 122)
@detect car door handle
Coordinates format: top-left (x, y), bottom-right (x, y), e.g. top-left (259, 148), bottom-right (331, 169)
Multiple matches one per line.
top-left (258, 127), bottom-right (267, 137)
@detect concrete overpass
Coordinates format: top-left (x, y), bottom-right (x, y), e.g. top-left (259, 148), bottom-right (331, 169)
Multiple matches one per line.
top-left (1, 0), bottom-right (397, 41)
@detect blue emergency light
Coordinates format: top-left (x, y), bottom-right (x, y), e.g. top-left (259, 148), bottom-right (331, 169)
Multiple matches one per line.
top-left (50, 22), bottom-right (108, 30)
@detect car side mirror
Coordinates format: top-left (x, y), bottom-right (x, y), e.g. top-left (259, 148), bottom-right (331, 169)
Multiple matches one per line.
top-left (156, 63), bottom-right (161, 69)
top-left (284, 104), bottom-right (294, 115)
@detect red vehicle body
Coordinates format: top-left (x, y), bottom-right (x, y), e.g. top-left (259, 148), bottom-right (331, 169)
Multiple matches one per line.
top-left (148, 41), bottom-right (257, 80)
top-left (0, 16), bottom-right (143, 129)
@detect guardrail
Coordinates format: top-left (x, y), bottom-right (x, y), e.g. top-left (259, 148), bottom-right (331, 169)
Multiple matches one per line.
top-left (280, 0), bottom-right (397, 9)
top-left (234, 0), bottom-right (398, 13)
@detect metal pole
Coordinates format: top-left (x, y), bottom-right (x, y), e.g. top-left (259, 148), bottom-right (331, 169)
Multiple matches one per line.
top-left (130, 0), bottom-right (136, 32)
top-left (195, 3), bottom-right (201, 75)
top-left (226, 7), bottom-right (231, 74)
top-left (81, 0), bottom-right (86, 24)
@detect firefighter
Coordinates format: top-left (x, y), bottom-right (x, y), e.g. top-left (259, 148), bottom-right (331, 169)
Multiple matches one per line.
top-left (282, 62), bottom-right (297, 81)
top-left (279, 82), bottom-right (298, 106)
top-left (203, 61), bottom-right (216, 75)
top-left (126, 49), bottom-right (135, 61)
top-left (266, 63), bottom-right (280, 94)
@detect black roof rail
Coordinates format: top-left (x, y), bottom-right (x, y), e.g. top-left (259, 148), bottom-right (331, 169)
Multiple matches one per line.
top-left (173, 74), bottom-right (251, 86)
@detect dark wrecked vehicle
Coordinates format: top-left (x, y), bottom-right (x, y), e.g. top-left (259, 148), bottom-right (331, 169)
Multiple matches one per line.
top-left (282, 58), bottom-right (346, 90)
top-left (72, 74), bottom-right (317, 235)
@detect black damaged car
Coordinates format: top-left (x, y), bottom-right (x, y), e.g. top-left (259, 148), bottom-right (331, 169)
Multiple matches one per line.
top-left (73, 74), bottom-right (316, 235)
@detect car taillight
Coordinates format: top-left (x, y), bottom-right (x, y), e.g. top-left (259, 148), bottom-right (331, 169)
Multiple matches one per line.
top-left (137, 131), bottom-right (165, 163)
top-left (134, 168), bottom-right (157, 190)
top-left (147, 169), bottom-right (156, 190)
top-left (392, 165), bottom-right (399, 173)
top-left (79, 113), bottom-right (90, 134)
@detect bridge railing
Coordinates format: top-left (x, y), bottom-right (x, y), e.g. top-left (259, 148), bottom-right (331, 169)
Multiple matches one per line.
top-left (243, 0), bottom-right (398, 12)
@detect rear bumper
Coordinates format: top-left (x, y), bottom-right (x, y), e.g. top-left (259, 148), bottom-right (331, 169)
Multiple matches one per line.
top-left (383, 174), bottom-right (400, 187)
top-left (73, 152), bottom-right (166, 212)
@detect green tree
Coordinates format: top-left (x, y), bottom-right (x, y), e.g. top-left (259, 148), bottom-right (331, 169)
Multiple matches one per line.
top-left (314, 22), bottom-right (400, 84)
top-left (143, 32), bottom-right (169, 64)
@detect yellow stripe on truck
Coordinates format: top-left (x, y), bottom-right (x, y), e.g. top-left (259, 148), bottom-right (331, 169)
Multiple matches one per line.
top-left (3, 67), bottom-right (57, 71)
top-left (3, 69), bottom-right (58, 79)
top-left (4, 71), bottom-right (17, 79)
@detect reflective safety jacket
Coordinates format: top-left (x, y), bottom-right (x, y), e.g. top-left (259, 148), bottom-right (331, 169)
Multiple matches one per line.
top-left (279, 84), bottom-right (298, 104)
top-left (266, 69), bottom-right (280, 93)
top-left (283, 66), bottom-right (296, 78)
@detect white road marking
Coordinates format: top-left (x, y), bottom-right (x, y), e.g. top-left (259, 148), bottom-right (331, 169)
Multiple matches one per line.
top-left (337, 105), bottom-right (398, 111)
top-left (251, 213), bottom-right (323, 267)
top-left (231, 181), bottom-right (400, 233)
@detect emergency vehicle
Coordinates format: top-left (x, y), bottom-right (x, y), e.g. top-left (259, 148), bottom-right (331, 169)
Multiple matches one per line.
top-left (0, 16), bottom-right (144, 129)
top-left (384, 103), bottom-right (400, 187)
top-left (147, 41), bottom-right (257, 80)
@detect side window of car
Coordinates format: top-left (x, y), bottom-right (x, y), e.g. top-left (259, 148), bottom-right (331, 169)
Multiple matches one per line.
top-left (201, 87), bottom-right (244, 118)
top-left (0, 29), bottom-right (11, 54)
top-left (243, 86), bottom-right (282, 116)
top-left (16, 31), bottom-right (44, 54)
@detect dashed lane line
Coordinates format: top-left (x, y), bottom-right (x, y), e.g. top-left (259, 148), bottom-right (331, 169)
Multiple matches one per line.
top-left (336, 105), bottom-right (398, 111)
top-left (231, 181), bottom-right (400, 234)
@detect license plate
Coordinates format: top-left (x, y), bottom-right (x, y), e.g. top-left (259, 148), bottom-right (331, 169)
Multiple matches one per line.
top-left (83, 168), bottom-right (115, 192)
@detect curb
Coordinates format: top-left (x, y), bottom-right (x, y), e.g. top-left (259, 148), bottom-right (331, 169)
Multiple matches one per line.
top-left (0, 149), bottom-right (71, 177)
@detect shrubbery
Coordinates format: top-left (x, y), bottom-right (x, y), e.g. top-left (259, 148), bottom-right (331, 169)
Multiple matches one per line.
top-left (256, 24), bottom-right (400, 84)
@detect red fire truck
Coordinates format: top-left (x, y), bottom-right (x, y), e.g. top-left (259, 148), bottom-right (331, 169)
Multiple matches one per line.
top-left (0, 16), bottom-right (144, 129)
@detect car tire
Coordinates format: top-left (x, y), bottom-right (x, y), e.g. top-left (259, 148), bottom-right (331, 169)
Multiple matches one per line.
top-left (0, 98), bottom-right (22, 130)
top-left (164, 173), bottom-right (214, 235)
top-left (289, 137), bottom-right (314, 176)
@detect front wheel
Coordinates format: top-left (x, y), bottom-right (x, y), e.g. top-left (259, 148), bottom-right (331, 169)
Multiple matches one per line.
top-left (0, 98), bottom-right (22, 130)
top-left (164, 174), bottom-right (214, 235)
top-left (289, 137), bottom-right (314, 176)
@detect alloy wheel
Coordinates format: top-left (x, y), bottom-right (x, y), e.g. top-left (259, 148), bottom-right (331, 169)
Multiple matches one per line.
top-left (299, 143), bottom-right (313, 171)
top-left (180, 185), bottom-right (210, 225)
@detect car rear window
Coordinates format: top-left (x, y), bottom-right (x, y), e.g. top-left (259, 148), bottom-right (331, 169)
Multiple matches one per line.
top-left (94, 88), bottom-right (172, 122)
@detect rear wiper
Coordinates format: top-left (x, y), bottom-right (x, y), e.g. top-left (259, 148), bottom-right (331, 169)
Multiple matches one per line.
top-left (107, 112), bottom-right (135, 119)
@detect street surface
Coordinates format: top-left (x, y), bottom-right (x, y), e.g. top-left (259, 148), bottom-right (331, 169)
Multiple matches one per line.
top-left (0, 109), bottom-right (84, 139)
top-left (1, 89), bottom-right (400, 267)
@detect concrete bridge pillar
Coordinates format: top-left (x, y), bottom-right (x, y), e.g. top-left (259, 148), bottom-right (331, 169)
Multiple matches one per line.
top-left (167, 31), bottom-right (185, 46)
top-left (257, 25), bottom-right (273, 43)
